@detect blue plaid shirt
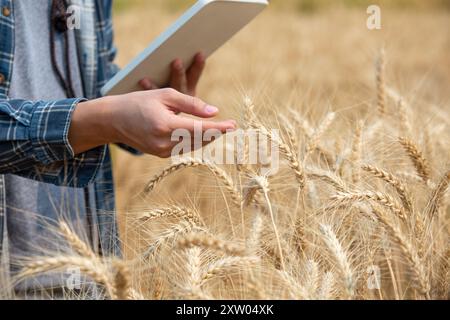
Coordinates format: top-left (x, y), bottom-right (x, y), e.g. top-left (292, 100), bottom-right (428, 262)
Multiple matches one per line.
top-left (0, 0), bottom-right (122, 257)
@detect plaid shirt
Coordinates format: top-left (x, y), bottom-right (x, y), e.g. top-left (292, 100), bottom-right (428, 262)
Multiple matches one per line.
top-left (0, 0), bottom-right (122, 257)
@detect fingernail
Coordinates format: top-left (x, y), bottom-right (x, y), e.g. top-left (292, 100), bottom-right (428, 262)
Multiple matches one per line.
top-left (197, 52), bottom-right (205, 62)
top-left (205, 105), bottom-right (218, 114)
top-left (174, 59), bottom-right (183, 70)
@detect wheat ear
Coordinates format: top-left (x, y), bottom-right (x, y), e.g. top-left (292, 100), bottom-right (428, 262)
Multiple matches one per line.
top-left (143, 220), bottom-right (200, 259)
top-left (247, 211), bottom-right (264, 254)
top-left (290, 111), bottom-right (336, 167)
top-left (307, 167), bottom-right (349, 193)
top-left (237, 96), bottom-right (257, 173)
top-left (137, 206), bottom-right (201, 225)
top-left (435, 246), bottom-right (450, 299)
top-left (201, 256), bottom-right (259, 285)
top-left (185, 247), bottom-right (202, 292)
top-left (376, 48), bottom-right (386, 116)
top-left (350, 121), bottom-right (363, 184)
top-left (332, 191), bottom-right (408, 223)
top-left (318, 272), bottom-right (335, 300)
top-left (177, 233), bottom-right (247, 256)
top-left (278, 270), bottom-right (309, 299)
top-left (386, 87), bottom-right (412, 136)
top-left (319, 224), bottom-right (355, 299)
top-left (251, 123), bottom-right (305, 189)
top-left (17, 256), bottom-right (116, 299)
top-left (142, 158), bottom-right (242, 207)
top-left (399, 137), bottom-right (431, 183)
top-left (397, 97), bottom-right (412, 137)
top-left (242, 178), bottom-right (261, 207)
top-left (303, 259), bottom-right (320, 299)
top-left (371, 207), bottom-right (431, 299)
top-left (243, 96), bottom-right (257, 129)
top-left (112, 260), bottom-right (132, 300)
top-left (59, 221), bottom-right (97, 260)
top-left (361, 165), bottom-right (413, 216)
top-left (306, 112), bottom-right (336, 156)
top-left (426, 170), bottom-right (450, 220)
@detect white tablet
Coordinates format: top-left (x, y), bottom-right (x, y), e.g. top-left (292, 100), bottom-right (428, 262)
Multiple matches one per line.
top-left (101, 0), bottom-right (268, 96)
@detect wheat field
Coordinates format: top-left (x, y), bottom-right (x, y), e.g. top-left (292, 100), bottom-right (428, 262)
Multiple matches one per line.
top-left (2, 1), bottom-right (449, 300)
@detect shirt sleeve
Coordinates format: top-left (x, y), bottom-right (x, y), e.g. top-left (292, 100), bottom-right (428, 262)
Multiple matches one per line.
top-left (0, 98), bottom-right (107, 187)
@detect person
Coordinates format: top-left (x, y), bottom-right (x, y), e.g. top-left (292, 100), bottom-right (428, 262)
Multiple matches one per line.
top-left (0, 0), bottom-right (236, 298)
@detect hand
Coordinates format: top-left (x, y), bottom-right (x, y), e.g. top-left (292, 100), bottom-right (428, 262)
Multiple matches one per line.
top-left (138, 52), bottom-right (206, 96)
top-left (69, 88), bottom-right (236, 158)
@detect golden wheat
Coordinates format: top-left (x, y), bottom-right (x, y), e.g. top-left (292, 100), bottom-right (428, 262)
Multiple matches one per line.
top-left (398, 137), bottom-right (432, 183)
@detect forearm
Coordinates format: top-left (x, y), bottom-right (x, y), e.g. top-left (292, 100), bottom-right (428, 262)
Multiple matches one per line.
top-left (68, 97), bottom-right (117, 155)
top-left (0, 98), bottom-right (108, 187)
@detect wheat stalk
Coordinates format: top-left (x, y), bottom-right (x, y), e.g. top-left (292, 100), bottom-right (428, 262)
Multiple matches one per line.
top-left (252, 175), bottom-right (286, 270)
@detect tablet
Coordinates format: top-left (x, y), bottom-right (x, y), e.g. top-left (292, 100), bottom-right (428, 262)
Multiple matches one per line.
top-left (101, 0), bottom-right (268, 96)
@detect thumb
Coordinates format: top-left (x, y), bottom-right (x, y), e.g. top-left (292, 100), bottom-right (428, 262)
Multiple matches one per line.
top-left (162, 89), bottom-right (219, 118)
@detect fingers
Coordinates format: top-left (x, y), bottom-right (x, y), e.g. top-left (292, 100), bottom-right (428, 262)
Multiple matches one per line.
top-left (170, 116), bottom-right (237, 133)
top-left (186, 53), bottom-right (206, 95)
top-left (170, 59), bottom-right (188, 93)
top-left (139, 78), bottom-right (159, 90)
top-left (161, 89), bottom-right (219, 118)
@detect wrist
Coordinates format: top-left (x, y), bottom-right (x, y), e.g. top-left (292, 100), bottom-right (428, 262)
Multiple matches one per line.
top-left (69, 96), bottom-right (117, 155)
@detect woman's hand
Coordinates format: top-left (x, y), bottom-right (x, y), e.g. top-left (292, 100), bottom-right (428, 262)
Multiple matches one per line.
top-left (69, 88), bottom-right (236, 158)
top-left (138, 52), bottom-right (206, 96)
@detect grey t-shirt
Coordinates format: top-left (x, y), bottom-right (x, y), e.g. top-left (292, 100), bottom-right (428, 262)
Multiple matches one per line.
top-left (7, 0), bottom-right (94, 292)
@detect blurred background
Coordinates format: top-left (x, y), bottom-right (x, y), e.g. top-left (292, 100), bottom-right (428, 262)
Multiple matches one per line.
top-left (111, 0), bottom-right (450, 231)
top-left (113, 0), bottom-right (450, 13)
